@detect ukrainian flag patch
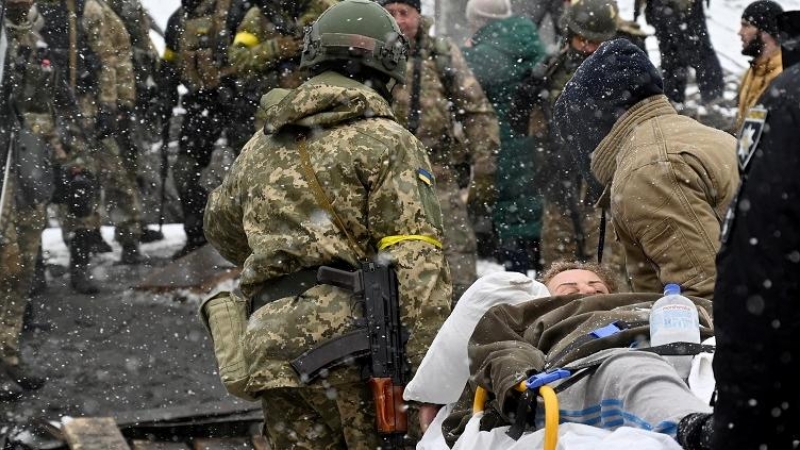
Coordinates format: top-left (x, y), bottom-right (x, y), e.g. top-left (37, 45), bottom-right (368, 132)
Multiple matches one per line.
top-left (417, 168), bottom-right (434, 186)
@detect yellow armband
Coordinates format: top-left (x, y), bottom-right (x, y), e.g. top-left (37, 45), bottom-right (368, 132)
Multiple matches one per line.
top-left (163, 47), bottom-right (176, 62)
top-left (233, 31), bottom-right (260, 48)
top-left (377, 235), bottom-right (443, 250)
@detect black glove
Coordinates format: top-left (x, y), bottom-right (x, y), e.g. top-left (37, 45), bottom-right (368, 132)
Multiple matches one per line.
top-left (95, 104), bottom-right (117, 139)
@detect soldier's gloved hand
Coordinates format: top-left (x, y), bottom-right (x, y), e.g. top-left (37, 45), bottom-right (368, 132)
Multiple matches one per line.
top-left (95, 103), bottom-right (118, 139)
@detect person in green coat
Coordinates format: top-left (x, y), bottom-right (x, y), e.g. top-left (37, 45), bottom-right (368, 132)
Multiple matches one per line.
top-left (462, 0), bottom-right (546, 273)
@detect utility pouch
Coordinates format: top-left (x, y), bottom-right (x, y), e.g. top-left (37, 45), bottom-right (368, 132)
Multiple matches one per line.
top-left (199, 289), bottom-right (256, 401)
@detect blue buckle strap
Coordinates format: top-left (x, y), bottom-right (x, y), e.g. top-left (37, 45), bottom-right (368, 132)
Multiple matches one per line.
top-left (525, 369), bottom-right (572, 390)
top-left (590, 322), bottom-right (623, 339)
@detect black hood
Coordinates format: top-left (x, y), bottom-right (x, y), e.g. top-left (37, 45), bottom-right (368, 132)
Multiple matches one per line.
top-left (778, 11), bottom-right (800, 69)
top-left (552, 39), bottom-right (663, 187)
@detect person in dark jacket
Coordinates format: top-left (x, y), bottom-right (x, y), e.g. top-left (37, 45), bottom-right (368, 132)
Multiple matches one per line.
top-left (462, 0), bottom-right (546, 273)
top-left (711, 11), bottom-right (800, 450)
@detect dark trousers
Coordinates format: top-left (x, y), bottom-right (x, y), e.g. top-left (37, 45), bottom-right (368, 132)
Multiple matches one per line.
top-left (645, 0), bottom-right (724, 103)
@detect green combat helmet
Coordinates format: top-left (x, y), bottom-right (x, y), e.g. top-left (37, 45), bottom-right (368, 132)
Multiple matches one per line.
top-left (300, 0), bottom-right (409, 84)
top-left (559, 0), bottom-right (620, 42)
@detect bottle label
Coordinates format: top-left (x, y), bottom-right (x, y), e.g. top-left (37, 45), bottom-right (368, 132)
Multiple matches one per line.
top-left (650, 305), bottom-right (699, 338)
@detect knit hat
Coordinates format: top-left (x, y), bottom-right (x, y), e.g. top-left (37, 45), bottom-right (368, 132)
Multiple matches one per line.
top-left (552, 39), bottom-right (663, 181)
top-left (377, 0), bottom-right (421, 12)
top-left (466, 0), bottom-right (512, 24)
top-left (742, 0), bottom-right (784, 38)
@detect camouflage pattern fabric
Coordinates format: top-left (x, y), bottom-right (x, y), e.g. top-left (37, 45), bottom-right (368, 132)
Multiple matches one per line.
top-left (261, 382), bottom-right (422, 449)
top-left (204, 71), bottom-right (451, 396)
top-left (0, 23), bottom-right (52, 366)
top-left (229, 0), bottom-right (337, 132)
top-left (82, 0), bottom-right (136, 109)
top-left (388, 17), bottom-right (498, 301)
top-left (69, 1), bottom-right (142, 245)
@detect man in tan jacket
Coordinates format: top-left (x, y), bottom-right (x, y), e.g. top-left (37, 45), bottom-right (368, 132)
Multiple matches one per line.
top-left (734, 0), bottom-right (784, 132)
top-left (553, 39), bottom-right (739, 300)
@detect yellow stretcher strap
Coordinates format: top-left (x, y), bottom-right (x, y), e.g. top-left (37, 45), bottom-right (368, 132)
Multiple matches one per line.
top-left (473, 383), bottom-right (560, 450)
top-left (540, 385), bottom-right (559, 450)
top-left (377, 235), bottom-right (443, 250)
top-left (163, 47), bottom-right (176, 62)
top-left (233, 31), bottom-right (260, 48)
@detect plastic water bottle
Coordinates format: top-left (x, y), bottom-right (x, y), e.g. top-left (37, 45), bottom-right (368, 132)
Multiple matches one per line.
top-left (649, 284), bottom-right (701, 379)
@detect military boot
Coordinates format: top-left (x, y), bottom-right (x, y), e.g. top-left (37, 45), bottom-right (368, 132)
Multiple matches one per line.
top-left (4, 359), bottom-right (46, 391)
top-left (0, 370), bottom-right (23, 401)
top-left (70, 231), bottom-right (99, 295)
top-left (172, 235), bottom-right (207, 260)
top-left (677, 412), bottom-right (714, 450)
top-left (87, 229), bottom-right (113, 254)
top-left (120, 243), bottom-right (148, 265)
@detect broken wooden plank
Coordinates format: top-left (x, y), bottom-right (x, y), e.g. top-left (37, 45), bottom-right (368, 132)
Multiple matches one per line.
top-left (134, 244), bottom-right (240, 293)
top-left (131, 441), bottom-right (190, 450)
top-left (192, 437), bottom-right (254, 449)
top-left (62, 417), bottom-right (130, 450)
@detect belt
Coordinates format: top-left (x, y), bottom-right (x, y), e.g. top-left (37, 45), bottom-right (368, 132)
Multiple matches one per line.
top-left (250, 268), bottom-right (320, 315)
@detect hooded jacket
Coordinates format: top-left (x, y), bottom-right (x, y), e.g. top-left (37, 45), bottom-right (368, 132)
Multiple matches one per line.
top-left (204, 71), bottom-right (452, 392)
top-left (463, 16), bottom-right (546, 240)
top-left (591, 96), bottom-right (739, 298)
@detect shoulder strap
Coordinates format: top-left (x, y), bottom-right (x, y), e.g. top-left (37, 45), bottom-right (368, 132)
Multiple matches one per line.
top-left (431, 36), bottom-right (455, 98)
top-left (296, 138), bottom-right (369, 261)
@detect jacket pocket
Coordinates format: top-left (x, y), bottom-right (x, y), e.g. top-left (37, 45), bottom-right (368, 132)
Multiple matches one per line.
top-left (641, 217), bottom-right (705, 288)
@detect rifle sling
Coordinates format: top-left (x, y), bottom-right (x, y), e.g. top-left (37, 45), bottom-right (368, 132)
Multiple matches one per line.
top-left (290, 329), bottom-right (371, 382)
top-left (296, 138), bottom-right (367, 260)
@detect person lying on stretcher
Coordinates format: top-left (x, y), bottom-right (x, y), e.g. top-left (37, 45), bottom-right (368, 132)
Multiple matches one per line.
top-left (406, 262), bottom-right (717, 449)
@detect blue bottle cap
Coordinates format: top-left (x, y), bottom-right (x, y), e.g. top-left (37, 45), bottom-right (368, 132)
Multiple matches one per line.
top-left (663, 283), bottom-right (681, 295)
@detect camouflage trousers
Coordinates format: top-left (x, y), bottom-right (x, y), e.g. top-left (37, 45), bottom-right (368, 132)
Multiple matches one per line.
top-left (59, 136), bottom-right (143, 245)
top-left (260, 381), bottom-right (421, 449)
top-left (540, 199), bottom-right (629, 289)
top-left (0, 195), bottom-right (46, 365)
top-left (435, 177), bottom-right (477, 304)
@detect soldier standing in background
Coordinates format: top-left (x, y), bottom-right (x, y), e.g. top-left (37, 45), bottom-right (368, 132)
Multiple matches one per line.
top-left (227, 0), bottom-right (336, 131)
top-left (204, 1), bottom-right (450, 446)
top-left (105, 0), bottom-right (165, 244)
top-left (642, 0), bottom-right (724, 105)
top-left (159, 0), bottom-right (252, 260)
top-left (1, 0), bottom-right (53, 399)
top-left (36, 0), bottom-right (145, 291)
top-left (379, 0), bottom-right (499, 303)
top-left (509, 0), bottom-right (627, 280)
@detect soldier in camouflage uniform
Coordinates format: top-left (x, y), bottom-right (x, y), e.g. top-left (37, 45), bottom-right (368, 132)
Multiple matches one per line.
top-left (38, 0), bottom-right (146, 270)
top-left (380, 0), bottom-right (499, 303)
top-left (509, 0), bottom-right (627, 282)
top-left (204, 1), bottom-right (451, 446)
top-left (227, 0), bottom-right (337, 130)
top-left (0, 0), bottom-right (57, 399)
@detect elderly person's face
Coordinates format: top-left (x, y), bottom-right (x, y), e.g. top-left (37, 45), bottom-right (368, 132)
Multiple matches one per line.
top-left (546, 269), bottom-right (610, 296)
top-left (384, 2), bottom-right (421, 41)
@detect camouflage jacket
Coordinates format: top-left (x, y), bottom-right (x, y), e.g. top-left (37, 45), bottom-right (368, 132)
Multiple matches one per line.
top-left (389, 17), bottom-right (498, 184)
top-left (228, 0), bottom-right (336, 88)
top-left (204, 71), bottom-right (452, 391)
top-left (82, 0), bottom-right (136, 108)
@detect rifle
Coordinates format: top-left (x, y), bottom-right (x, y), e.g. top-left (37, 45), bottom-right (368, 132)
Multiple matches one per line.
top-left (291, 263), bottom-right (409, 449)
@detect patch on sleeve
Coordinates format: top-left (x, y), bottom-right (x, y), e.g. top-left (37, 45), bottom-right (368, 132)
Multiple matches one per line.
top-left (736, 106), bottom-right (767, 172)
top-left (417, 168), bottom-right (434, 187)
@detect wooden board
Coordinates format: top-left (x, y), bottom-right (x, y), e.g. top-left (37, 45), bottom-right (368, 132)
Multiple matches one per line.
top-left (131, 441), bottom-right (190, 450)
top-left (134, 244), bottom-right (240, 293)
top-left (62, 417), bottom-right (130, 450)
top-left (192, 437), bottom-right (253, 449)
